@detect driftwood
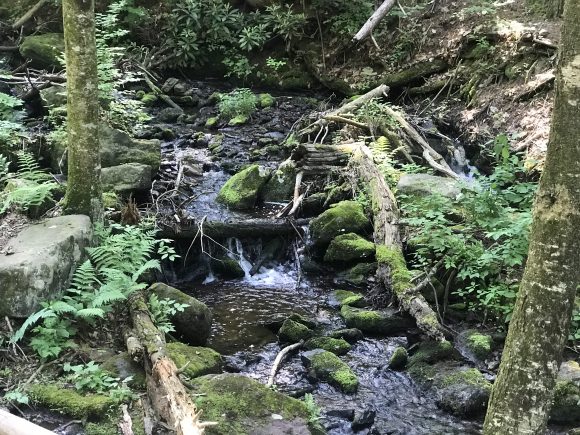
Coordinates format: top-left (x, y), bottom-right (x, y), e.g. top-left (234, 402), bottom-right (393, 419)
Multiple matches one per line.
top-left (128, 292), bottom-right (213, 435)
top-left (267, 341), bottom-right (304, 387)
top-left (351, 143), bottom-right (445, 340)
top-left (12, 0), bottom-right (48, 29)
top-left (0, 409), bottom-right (57, 435)
top-left (352, 0), bottom-right (397, 43)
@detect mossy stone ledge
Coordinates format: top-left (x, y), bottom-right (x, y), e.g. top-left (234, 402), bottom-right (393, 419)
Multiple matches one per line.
top-left (340, 305), bottom-right (413, 335)
top-left (329, 289), bottom-right (368, 308)
top-left (278, 318), bottom-right (314, 343)
top-left (166, 342), bottom-right (222, 379)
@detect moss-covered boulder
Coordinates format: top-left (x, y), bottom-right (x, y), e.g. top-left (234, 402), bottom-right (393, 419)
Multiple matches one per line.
top-left (323, 233), bottom-right (375, 264)
top-left (99, 123), bottom-right (161, 170)
top-left (205, 116), bottom-right (218, 128)
top-left (228, 115), bottom-right (249, 125)
top-left (101, 163), bottom-right (152, 193)
top-left (19, 33), bottom-right (64, 69)
top-left (337, 262), bottom-right (377, 286)
top-left (101, 352), bottom-right (146, 389)
top-left (216, 164), bottom-right (270, 210)
top-left (328, 328), bottom-right (364, 343)
top-left (39, 84), bottom-right (67, 109)
top-left (388, 346), bottom-right (408, 370)
top-left (340, 305), bottom-right (413, 335)
top-left (210, 257), bottom-right (245, 278)
top-left (329, 290), bottom-right (368, 308)
top-left (408, 340), bottom-right (455, 366)
top-left (261, 159), bottom-right (296, 202)
top-left (456, 329), bottom-right (493, 362)
top-left (278, 318), bottom-right (314, 343)
top-left (166, 342), bottom-right (222, 379)
top-left (550, 360), bottom-right (580, 423)
top-left (310, 201), bottom-right (370, 248)
top-left (258, 93), bottom-right (275, 108)
top-left (28, 384), bottom-right (115, 419)
top-left (190, 373), bottom-right (315, 434)
top-left (304, 337), bottom-right (352, 355)
top-left (302, 349), bottom-right (358, 393)
top-left (149, 283), bottom-right (212, 346)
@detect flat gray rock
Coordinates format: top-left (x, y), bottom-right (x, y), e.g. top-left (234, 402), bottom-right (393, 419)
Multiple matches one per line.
top-left (0, 215), bottom-right (91, 317)
top-left (397, 173), bottom-right (461, 199)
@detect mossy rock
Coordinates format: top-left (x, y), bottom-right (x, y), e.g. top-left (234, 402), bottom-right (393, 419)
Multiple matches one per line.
top-left (228, 114), bottom-right (249, 125)
top-left (140, 92), bottom-right (158, 106)
top-left (205, 116), bottom-right (219, 128)
top-left (190, 373), bottom-right (315, 435)
top-left (278, 318), bottom-right (314, 343)
top-left (323, 233), bottom-right (375, 264)
top-left (375, 245), bottom-right (413, 295)
top-left (340, 305), bottom-right (412, 335)
top-left (408, 340), bottom-right (455, 366)
top-left (216, 164), bottom-right (270, 210)
top-left (287, 312), bottom-right (318, 329)
top-left (302, 349), bottom-right (358, 393)
top-left (102, 191), bottom-right (119, 209)
top-left (329, 290), bottom-right (368, 308)
top-left (551, 360), bottom-right (580, 423)
top-left (261, 159), bottom-right (296, 202)
top-left (258, 93), bottom-right (275, 108)
top-left (28, 384), bottom-right (115, 419)
top-left (305, 337), bottom-right (352, 355)
top-left (328, 328), bottom-right (364, 343)
top-left (149, 283), bottom-right (212, 346)
top-left (309, 201), bottom-right (370, 248)
top-left (210, 257), bottom-right (245, 279)
top-left (388, 347), bottom-right (408, 370)
top-left (19, 33), bottom-right (64, 69)
top-left (457, 329), bottom-right (493, 361)
top-left (101, 352), bottom-right (146, 389)
top-left (337, 262), bottom-right (377, 286)
top-left (166, 342), bottom-right (222, 379)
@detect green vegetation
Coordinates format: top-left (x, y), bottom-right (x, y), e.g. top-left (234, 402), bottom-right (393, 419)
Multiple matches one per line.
top-left (324, 233), bottom-right (375, 263)
top-left (147, 293), bottom-right (189, 334)
top-left (304, 336), bottom-right (352, 355)
top-left (166, 343), bottom-right (222, 379)
top-left (388, 346), bottom-right (408, 370)
top-left (28, 384), bottom-right (116, 419)
top-left (308, 350), bottom-right (358, 393)
top-left (218, 89), bottom-right (258, 121)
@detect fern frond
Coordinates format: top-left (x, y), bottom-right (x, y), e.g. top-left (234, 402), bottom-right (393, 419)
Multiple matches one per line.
top-left (10, 308), bottom-right (56, 343)
top-left (91, 287), bottom-right (126, 308)
top-left (76, 308), bottom-right (106, 319)
top-left (49, 301), bottom-right (77, 314)
top-left (16, 151), bottom-right (51, 183)
top-left (69, 260), bottom-right (97, 292)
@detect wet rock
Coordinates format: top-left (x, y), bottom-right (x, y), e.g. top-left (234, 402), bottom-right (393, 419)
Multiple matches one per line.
top-left (210, 257), bottom-right (245, 279)
top-left (340, 305), bottom-right (413, 335)
top-left (336, 262), bottom-right (377, 286)
top-left (101, 163), bottom-right (152, 193)
top-left (302, 349), bottom-right (358, 393)
top-left (456, 329), bottom-right (493, 363)
top-left (304, 337), bottom-right (351, 355)
top-left (148, 283), bottom-right (212, 345)
top-left (310, 200), bottom-right (371, 248)
top-left (328, 328), bottom-right (364, 344)
top-left (166, 342), bottom-right (222, 379)
top-left (19, 33), bottom-right (64, 69)
top-left (223, 352), bottom-right (262, 372)
top-left (205, 116), bottom-right (219, 128)
top-left (388, 346), bottom-right (408, 370)
top-left (352, 409), bottom-right (376, 430)
top-left (279, 319), bottom-right (314, 343)
top-left (158, 107), bottom-right (183, 123)
top-left (263, 313), bottom-right (317, 332)
top-left (39, 84), bottom-right (67, 109)
top-left (397, 174), bottom-right (461, 199)
top-left (190, 373), bottom-right (314, 435)
top-left (323, 233), bottom-right (375, 264)
top-left (326, 408), bottom-right (355, 420)
top-left (301, 192), bottom-right (327, 217)
top-left (328, 290), bottom-right (368, 308)
top-left (0, 215), bottom-right (91, 317)
top-left (161, 77), bottom-right (189, 95)
top-left (216, 164), bottom-right (270, 210)
top-left (408, 340), bottom-right (455, 366)
top-left (261, 159), bottom-right (296, 202)
top-left (550, 360), bottom-right (580, 423)
top-left (101, 352), bottom-right (146, 389)
top-left (28, 384), bottom-right (115, 419)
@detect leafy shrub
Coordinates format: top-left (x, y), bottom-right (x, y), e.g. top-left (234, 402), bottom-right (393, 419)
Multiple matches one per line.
top-left (218, 89), bottom-right (257, 119)
top-left (0, 92), bottom-right (25, 151)
top-left (147, 293), bottom-right (189, 334)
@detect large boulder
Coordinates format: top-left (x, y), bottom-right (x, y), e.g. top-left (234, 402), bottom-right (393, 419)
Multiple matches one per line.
top-left (397, 174), bottom-right (461, 199)
top-left (166, 342), bottom-right (222, 378)
top-left (101, 163), bottom-right (153, 193)
top-left (310, 201), bottom-right (370, 248)
top-left (550, 360), bottom-right (580, 423)
top-left (148, 283), bottom-right (212, 345)
top-left (0, 215), bottom-right (91, 317)
top-left (99, 123), bottom-right (161, 170)
top-left (455, 329), bottom-right (493, 363)
top-left (261, 159), bottom-right (296, 202)
top-left (323, 233), bottom-right (375, 264)
top-left (190, 373), bottom-right (316, 434)
top-left (39, 84), bottom-right (67, 109)
top-left (340, 305), bottom-right (413, 335)
top-left (216, 164), bottom-right (270, 210)
top-left (19, 33), bottom-right (64, 69)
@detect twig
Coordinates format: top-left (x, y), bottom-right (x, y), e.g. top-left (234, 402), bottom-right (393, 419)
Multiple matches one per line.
top-left (267, 341), bottom-right (304, 387)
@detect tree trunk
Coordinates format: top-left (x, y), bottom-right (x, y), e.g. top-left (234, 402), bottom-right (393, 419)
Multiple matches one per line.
top-left (483, 1), bottom-right (580, 433)
top-left (62, 0), bottom-right (102, 222)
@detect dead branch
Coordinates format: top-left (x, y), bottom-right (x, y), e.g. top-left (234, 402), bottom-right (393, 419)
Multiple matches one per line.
top-left (0, 408), bottom-right (57, 435)
top-left (267, 341), bottom-right (304, 387)
top-left (352, 0), bottom-right (397, 43)
top-left (12, 0), bottom-right (48, 29)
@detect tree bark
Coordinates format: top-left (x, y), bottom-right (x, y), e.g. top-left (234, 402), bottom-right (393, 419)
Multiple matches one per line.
top-left (62, 0), bottom-right (102, 222)
top-left (352, 0), bottom-right (397, 43)
top-left (483, 1), bottom-right (580, 432)
top-left (351, 143), bottom-right (445, 340)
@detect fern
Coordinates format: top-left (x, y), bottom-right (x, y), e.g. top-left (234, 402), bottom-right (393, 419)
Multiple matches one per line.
top-left (16, 151), bottom-right (52, 183)
top-left (0, 154), bottom-right (9, 184)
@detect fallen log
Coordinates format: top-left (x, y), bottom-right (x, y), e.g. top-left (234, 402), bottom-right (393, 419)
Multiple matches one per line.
top-left (129, 292), bottom-right (213, 435)
top-left (0, 409), bottom-right (57, 435)
top-left (12, 0), bottom-right (48, 29)
top-left (350, 143), bottom-right (445, 341)
top-left (352, 0), bottom-right (397, 43)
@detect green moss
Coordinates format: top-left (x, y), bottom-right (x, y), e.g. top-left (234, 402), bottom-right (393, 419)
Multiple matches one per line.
top-left (166, 342), bottom-right (222, 379)
top-left (210, 257), bottom-right (245, 278)
top-left (310, 200), bottom-right (370, 247)
top-left (101, 352), bottom-right (146, 390)
top-left (228, 114), bottom-right (249, 125)
top-left (375, 245), bottom-right (412, 294)
top-left (436, 368), bottom-right (491, 391)
top-left (309, 351), bottom-right (358, 393)
top-left (140, 93), bottom-right (158, 106)
top-left (287, 313), bottom-right (317, 329)
top-left (19, 33), bottom-right (65, 69)
top-left (216, 164), bottom-right (270, 210)
top-left (339, 262), bottom-right (377, 286)
top-left (261, 160), bottom-right (296, 202)
top-left (328, 328), bottom-right (364, 343)
top-left (407, 361), bottom-right (437, 384)
top-left (465, 331), bottom-right (493, 359)
top-left (102, 191), bottom-right (119, 209)
top-left (408, 340), bottom-right (454, 366)
top-left (331, 290), bottom-right (367, 308)
top-left (28, 384), bottom-right (115, 419)
top-left (551, 380), bottom-right (580, 422)
top-left (191, 373), bottom-right (312, 435)
top-left (258, 93), bottom-right (275, 108)
top-left (388, 346), bottom-right (408, 370)
top-left (305, 337), bottom-right (352, 355)
top-left (205, 116), bottom-right (218, 127)
top-left (278, 318), bottom-right (314, 343)
top-left (340, 305), bottom-right (410, 335)
top-left (324, 233), bottom-right (375, 264)
top-left (85, 405), bottom-right (146, 435)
